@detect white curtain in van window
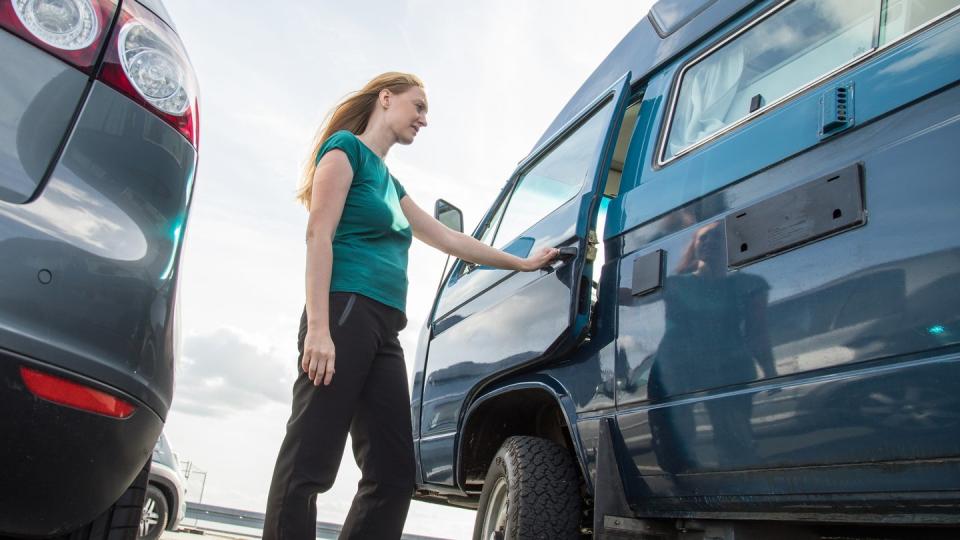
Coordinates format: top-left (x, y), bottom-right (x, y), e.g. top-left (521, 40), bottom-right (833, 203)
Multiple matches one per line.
top-left (668, 42), bottom-right (745, 157)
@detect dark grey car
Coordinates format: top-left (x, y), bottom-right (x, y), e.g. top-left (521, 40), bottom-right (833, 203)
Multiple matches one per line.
top-left (0, 0), bottom-right (198, 537)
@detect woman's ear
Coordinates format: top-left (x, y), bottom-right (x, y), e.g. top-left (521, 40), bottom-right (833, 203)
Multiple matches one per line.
top-left (379, 89), bottom-right (392, 110)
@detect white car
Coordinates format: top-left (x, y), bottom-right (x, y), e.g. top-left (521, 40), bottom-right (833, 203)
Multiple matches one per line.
top-left (140, 434), bottom-right (186, 540)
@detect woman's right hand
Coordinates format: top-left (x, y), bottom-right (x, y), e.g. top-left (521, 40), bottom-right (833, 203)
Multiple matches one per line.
top-left (302, 328), bottom-right (336, 386)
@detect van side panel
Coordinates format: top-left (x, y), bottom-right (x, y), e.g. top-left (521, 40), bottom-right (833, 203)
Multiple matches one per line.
top-left (611, 5), bottom-right (960, 519)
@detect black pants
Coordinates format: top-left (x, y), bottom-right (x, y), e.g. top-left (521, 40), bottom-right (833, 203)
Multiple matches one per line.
top-left (264, 293), bottom-right (415, 540)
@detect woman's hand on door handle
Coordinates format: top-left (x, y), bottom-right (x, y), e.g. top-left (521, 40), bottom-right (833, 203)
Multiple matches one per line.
top-left (519, 247), bottom-right (561, 271)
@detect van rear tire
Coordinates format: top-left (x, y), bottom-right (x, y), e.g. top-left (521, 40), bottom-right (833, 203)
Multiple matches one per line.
top-left (473, 436), bottom-right (581, 540)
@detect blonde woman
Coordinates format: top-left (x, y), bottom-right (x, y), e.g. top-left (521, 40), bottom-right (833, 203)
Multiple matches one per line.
top-left (263, 72), bottom-right (558, 539)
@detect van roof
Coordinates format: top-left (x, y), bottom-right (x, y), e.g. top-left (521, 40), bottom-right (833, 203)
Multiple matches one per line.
top-left (532, 0), bottom-right (758, 150)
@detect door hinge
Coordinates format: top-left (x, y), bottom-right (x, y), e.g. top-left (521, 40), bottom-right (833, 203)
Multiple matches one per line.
top-left (586, 230), bottom-right (598, 263)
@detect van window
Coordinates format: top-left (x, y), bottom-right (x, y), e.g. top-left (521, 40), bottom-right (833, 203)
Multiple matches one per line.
top-left (488, 97), bottom-right (617, 249)
top-left (880, 0), bottom-right (960, 44)
top-left (662, 0), bottom-right (960, 161)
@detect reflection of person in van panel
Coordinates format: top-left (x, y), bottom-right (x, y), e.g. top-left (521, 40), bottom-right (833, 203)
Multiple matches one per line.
top-left (648, 221), bottom-right (775, 473)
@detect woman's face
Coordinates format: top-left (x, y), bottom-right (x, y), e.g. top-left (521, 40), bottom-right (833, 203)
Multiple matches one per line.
top-left (693, 221), bottom-right (724, 264)
top-left (385, 87), bottom-right (428, 144)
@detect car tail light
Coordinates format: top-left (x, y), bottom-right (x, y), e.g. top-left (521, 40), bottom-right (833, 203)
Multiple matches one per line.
top-left (0, 0), bottom-right (118, 72)
top-left (98, 0), bottom-right (198, 146)
top-left (19, 366), bottom-right (136, 418)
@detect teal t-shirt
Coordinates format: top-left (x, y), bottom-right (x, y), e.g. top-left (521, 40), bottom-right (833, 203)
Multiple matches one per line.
top-left (315, 130), bottom-right (412, 312)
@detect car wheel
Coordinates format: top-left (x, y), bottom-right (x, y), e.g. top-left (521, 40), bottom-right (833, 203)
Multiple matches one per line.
top-left (61, 459), bottom-right (151, 540)
top-left (138, 485), bottom-right (168, 540)
top-left (473, 436), bottom-right (582, 540)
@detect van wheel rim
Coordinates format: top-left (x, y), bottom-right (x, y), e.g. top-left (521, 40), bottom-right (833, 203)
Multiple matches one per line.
top-left (140, 497), bottom-right (159, 536)
top-left (481, 476), bottom-right (509, 540)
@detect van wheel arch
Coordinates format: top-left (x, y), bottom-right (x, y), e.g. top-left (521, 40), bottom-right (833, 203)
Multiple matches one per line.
top-left (457, 385), bottom-right (587, 495)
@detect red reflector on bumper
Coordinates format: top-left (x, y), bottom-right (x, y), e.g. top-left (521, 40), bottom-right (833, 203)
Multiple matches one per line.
top-left (19, 367), bottom-right (136, 419)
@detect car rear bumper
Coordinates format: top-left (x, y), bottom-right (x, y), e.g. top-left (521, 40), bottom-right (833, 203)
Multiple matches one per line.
top-left (0, 80), bottom-right (198, 419)
top-left (0, 348), bottom-right (163, 536)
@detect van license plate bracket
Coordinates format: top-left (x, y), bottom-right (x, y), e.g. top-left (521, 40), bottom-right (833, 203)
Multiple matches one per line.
top-left (725, 163), bottom-right (865, 268)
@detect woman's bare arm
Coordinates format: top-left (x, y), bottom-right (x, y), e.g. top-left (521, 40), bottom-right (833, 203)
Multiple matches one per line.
top-left (303, 149), bottom-right (352, 385)
top-left (399, 195), bottom-right (558, 271)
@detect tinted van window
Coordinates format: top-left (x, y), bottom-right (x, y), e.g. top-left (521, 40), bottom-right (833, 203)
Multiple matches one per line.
top-left (880, 0), bottom-right (960, 44)
top-left (491, 98), bottom-right (616, 249)
top-left (665, 0), bottom-right (878, 160)
top-left (664, 0), bottom-right (960, 161)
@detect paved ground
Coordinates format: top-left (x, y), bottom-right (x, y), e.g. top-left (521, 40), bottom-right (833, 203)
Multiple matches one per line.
top-left (162, 529), bottom-right (252, 540)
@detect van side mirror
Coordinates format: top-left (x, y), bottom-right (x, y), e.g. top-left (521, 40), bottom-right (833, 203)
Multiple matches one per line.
top-left (434, 199), bottom-right (463, 233)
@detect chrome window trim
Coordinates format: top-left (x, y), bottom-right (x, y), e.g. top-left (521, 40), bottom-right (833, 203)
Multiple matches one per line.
top-left (655, 0), bottom-right (960, 168)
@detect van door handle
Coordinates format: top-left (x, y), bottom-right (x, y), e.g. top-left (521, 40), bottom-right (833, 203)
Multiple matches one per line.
top-left (557, 246), bottom-right (578, 260)
top-left (549, 246), bottom-right (578, 270)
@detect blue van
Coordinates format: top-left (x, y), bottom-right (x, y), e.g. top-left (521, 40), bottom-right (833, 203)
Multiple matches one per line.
top-left (412, 1), bottom-right (960, 538)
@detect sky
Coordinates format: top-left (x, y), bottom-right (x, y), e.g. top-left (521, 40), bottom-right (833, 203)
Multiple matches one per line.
top-left (160, 1), bottom-right (653, 538)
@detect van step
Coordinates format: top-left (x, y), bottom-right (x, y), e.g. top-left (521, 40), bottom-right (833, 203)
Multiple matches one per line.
top-left (603, 515), bottom-right (674, 538)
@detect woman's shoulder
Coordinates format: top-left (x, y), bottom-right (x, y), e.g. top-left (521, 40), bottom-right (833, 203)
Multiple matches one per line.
top-left (317, 130), bottom-right (364, 168)
top-left (330, 129), bottom-right (358, 139)
top-left (325, 129), bottom-right (361, 147)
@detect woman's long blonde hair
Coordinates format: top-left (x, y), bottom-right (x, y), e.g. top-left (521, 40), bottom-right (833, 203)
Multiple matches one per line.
top-left (295, 72), bottom-right (424, 210)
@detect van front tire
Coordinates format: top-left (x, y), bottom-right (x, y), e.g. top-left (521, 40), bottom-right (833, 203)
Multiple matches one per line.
top-left (473, 436), bottom-right (581, 540)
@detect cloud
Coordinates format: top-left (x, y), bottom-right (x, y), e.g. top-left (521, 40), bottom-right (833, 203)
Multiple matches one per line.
top-left (173, 328), bottom-right (294, 417)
